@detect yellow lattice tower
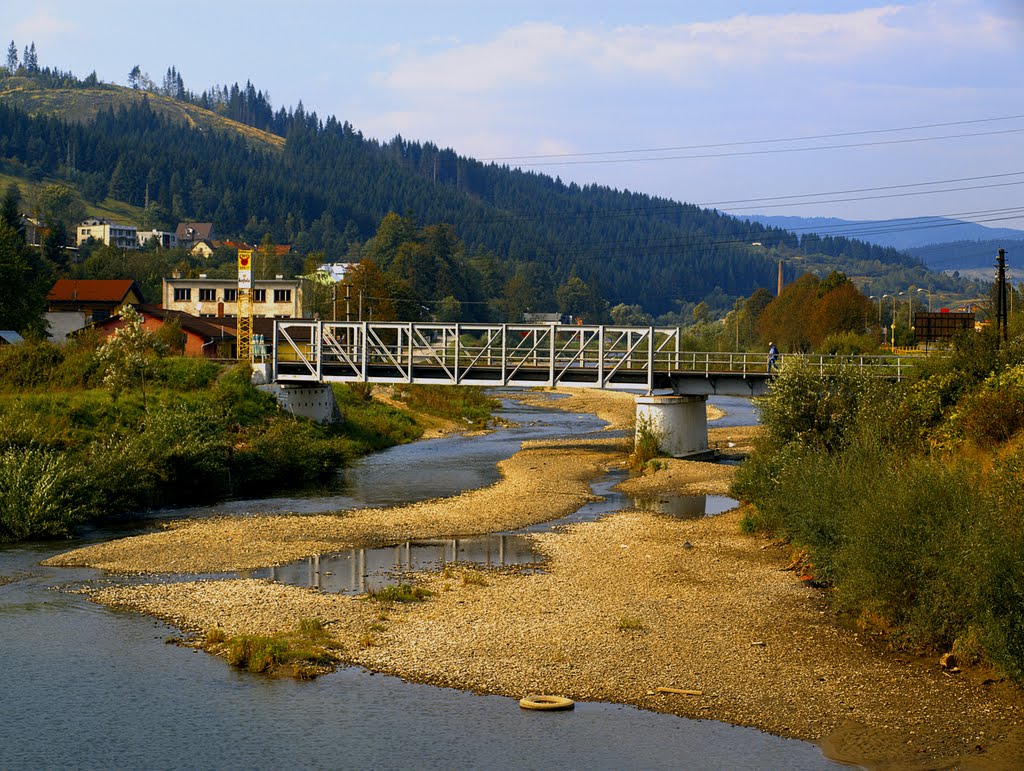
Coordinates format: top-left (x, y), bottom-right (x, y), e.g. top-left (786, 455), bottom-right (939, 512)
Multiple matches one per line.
top-left (236, 249), bottom-right (253, 360)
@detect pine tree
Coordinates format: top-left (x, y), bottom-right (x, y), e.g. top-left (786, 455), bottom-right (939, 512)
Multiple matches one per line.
top-left (5, 41), bottom-right (17, 72)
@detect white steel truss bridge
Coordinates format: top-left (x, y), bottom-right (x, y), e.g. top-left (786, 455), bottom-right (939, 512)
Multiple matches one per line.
top-left (269, 320), bottom-right (911, 397)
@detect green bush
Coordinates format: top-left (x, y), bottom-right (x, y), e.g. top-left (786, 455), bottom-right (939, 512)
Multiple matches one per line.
top-left (755, 359), bottom-right (883, 452)
top-left (211, 365), bottom-right (279, 426)
top-left (234, 417), bottom-right (347, 493)
top-left (153, 357), bottom-right (223, 391)
top-left (629, 414), bottom-right (663, 470)
top-left (819, 331), bottom-right (880, 355)
top-left (0, 341), bottom-right (64, 388)
top-left (0, 447), bottom-right (94, 540)
top-left (734, 346), bottom-right (1024, 680)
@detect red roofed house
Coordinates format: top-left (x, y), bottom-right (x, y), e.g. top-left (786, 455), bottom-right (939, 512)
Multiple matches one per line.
top-left (46, 279), bottom-right (145, 341)
top-left (91, 305), bottom-right (237, 358)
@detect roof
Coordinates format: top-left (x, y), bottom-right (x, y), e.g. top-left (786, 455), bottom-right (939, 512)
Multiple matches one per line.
top-left (0, 330), bottom-right (25, 345)
top-left (138, 306), bottom-right (237, 339)
top-left (200, 316), bottom-right (278, 338)
top-left (48, 279), bottom-right (145, 305)
top-left (93, 305), bottom-right (237, 341)
top-left (176, 222), bottom-right (214, 241)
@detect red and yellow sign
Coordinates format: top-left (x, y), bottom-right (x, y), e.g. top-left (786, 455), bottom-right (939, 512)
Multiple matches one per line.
top-left (238, 249), bottom-right (252, 290)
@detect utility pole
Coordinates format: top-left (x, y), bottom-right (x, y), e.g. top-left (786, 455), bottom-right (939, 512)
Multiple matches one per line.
top-left (996, 248), bottom-right (1008, 343)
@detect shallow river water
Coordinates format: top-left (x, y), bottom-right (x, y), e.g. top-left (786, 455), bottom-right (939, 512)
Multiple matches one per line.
top-left (0, 395), bottom-right (841, 769)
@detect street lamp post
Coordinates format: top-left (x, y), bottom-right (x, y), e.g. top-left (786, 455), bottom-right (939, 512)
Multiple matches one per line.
top-left (899, 291), bottom-right (913, 327)
top-left (883, 294), bottom-right (896, 348)
top-left (917, 287), bottom-right (932, 313)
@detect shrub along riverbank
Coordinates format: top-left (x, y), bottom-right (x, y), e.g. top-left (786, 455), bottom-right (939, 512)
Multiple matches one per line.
top-left (732, 330), bottom-right (1024, 681)
top-left (0, 337), bottom-right (495, 542)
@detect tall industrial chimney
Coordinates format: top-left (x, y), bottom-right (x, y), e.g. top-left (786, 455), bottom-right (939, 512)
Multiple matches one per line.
top-left (777, 260), bottom-right (784, 296)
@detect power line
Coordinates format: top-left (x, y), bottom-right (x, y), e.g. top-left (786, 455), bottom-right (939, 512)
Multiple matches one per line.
top-left (698, 171), bottom-right (1024, 208)
top-left (447, 171), bottom-right (1024, 228)
top-left (510, 128), bottom-right (1024, 168)
top-left (479, 114), bottom-right (1024, 163)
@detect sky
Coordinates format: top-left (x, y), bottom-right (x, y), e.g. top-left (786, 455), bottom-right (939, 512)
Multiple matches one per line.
top-left (5, 1), bottom-right (1024, 231)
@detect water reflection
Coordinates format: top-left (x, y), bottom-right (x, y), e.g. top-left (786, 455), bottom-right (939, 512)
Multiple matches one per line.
top-left (266, 534), bottom-right (543, 594)
top-left (631, 494), bottom-right (739, 518)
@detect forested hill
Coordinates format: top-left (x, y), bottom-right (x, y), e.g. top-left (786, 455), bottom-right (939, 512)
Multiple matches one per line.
top-left (0, 70), bottom-right (938, 316)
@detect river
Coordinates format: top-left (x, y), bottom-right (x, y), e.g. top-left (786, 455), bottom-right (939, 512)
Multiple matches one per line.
top-left (0, 394), bottom-right (841, 769)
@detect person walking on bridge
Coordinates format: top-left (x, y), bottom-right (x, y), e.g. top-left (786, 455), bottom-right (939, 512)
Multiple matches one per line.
top-left (767, 341), bottom-right (778, 373)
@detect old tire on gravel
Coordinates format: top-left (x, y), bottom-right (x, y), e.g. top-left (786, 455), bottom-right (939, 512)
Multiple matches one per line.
top-left (519, 695), bottom-right (575, 711)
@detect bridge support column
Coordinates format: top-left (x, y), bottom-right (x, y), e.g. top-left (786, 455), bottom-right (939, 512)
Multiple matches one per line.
top-left (257, 384), bottom-right (340, 424)
top-left (635, 394), bottom-right (712, 459)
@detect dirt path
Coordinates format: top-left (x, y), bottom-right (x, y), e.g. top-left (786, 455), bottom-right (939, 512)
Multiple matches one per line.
top-left (50, 390), bottom-right (1024, 769)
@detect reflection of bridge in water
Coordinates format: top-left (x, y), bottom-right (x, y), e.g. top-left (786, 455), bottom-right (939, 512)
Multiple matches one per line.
top-left (265, 535), bottom-right (542, 594)
top-left (262, 320), bottom-right (913, 457)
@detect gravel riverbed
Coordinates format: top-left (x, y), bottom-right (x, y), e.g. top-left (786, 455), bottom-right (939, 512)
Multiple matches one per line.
top-left (47, 391), bottom-right (1024, 769)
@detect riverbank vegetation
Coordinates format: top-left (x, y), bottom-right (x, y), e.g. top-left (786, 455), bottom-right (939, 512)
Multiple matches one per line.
top-left (0, 334), bottom-right (494, 542)
top-left (733, 329), bottom-right (1024, 680)
top-left (205, 618), bottom-right (337, 678)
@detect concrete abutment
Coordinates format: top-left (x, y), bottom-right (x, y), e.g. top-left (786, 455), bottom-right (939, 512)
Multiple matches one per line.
top-left (635, 394), bottom-right (713, 459)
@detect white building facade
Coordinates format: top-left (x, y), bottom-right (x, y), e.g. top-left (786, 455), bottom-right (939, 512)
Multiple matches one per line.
top-left (77, 218), bottom-right (138, 249)
top-left (162, 275), bottom-right (304, 319)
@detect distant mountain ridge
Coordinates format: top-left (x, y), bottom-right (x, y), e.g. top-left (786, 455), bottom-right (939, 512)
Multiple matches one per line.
top-left (0, 70), bottom-right (982, 314)
top-left (744, 214), bottom-right (1024, 251)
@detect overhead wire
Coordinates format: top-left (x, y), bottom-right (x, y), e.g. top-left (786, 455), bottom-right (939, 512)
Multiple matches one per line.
top-left (479, 114), bottom-right (1024, 163)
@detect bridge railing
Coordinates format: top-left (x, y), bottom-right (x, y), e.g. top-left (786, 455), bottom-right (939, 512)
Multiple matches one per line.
top-left (272, 320), bottom-right (913, 385)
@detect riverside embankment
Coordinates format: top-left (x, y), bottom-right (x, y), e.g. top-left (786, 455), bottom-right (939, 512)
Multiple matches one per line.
top-left (45, 389), bottom-right (1024, 769)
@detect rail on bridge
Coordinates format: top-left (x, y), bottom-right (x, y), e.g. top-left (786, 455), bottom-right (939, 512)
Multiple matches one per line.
top-left (266, 320), bottom-right (915, 458)
top-left (269, 320), bottom-right (910, 396)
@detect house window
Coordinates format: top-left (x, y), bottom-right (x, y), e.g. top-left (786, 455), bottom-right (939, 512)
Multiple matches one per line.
top-left (223, 288), bottom-right (237, 302)
top-left (198, 288), bottom-right (216, 302)
top-left (173, 288), bottom-right (191, 302)
top-left (273, 289), bottom-right (292, 303)
top-left (253, 289), bottom-right (266, 303)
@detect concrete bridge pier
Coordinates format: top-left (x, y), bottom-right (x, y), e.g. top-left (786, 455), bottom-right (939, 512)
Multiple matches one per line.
top-left (635, 394), bottom-right (713, 460)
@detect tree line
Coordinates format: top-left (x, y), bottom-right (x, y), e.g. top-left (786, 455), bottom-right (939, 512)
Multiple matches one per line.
top-left (0, 49), bottom-right (972, 328)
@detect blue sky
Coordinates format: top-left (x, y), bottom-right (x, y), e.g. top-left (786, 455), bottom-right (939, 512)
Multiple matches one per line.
top-left (5, 1), bottom-right (1024, 229)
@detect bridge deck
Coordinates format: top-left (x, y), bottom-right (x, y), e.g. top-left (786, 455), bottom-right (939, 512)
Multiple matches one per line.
top-left (269, 320), bottom-right (909, 395)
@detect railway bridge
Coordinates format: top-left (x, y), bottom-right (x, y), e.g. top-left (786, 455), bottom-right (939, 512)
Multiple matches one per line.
top-left (257, 320), bottom-right (911, 458)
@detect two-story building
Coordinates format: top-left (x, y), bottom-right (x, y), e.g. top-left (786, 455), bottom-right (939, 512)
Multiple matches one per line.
top-left (46, 278), bottom-right (146, 340)
top-left (161, 275), bottom-right (304, 319)
top-left (137, 229), bottom-right (177, 249)
top-left (77, 218), bottom-right (138, 249)
top-left (175, 222), bottom-right (214, 249)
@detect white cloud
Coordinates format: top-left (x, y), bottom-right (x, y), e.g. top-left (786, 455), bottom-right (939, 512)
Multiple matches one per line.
top-left (375, 3), bottom-right (1017, 96)
top-left (11, 10), bottom-right (77, 44)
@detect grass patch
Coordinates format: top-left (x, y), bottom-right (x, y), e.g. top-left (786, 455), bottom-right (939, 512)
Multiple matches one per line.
top-left (367, 583), bottom-right (434, 603)
top-left (617, 616), bottom-right (646, 632)
top-left (460, 569), bottom-right (489, 587)
top-left (390, 384), bottom-right (497, 428)
top-left (629, 414), bottom-right (664, 470)
top-left (208, 618), bottom-right (336, 678)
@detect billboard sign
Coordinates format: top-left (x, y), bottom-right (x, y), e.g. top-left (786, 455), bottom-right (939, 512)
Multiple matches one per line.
top-left (238, 250), bottom-right (252, 290)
